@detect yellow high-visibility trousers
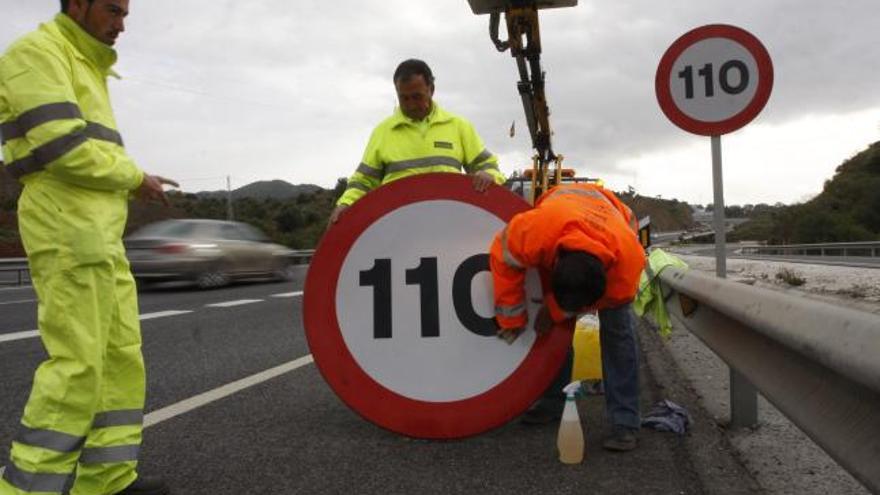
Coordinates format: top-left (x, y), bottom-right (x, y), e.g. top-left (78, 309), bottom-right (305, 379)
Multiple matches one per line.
top-left (1, 181), bottom-right (145, 495)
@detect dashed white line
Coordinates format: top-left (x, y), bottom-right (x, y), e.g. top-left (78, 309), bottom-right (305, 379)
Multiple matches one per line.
top-left (0, 310), bottom-right (194, 344)
top-left (270, 291), bottom-right (304, 298)
top-left (140, 310), bottom-right (193, 320)
top-left (0, 299), bottom-right (37, 306)
top-left (0, 286), bottom-right (33, 292)
top-left (205, 299), bottom-right (264, 308)
top-left (144, 354), bottom-right (314, 428)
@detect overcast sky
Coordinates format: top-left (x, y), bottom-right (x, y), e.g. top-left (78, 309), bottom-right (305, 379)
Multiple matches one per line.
top-left (2, 1), bottom-right (879, 206)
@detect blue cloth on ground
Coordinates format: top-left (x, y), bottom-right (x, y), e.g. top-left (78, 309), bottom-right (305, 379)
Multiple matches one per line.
top-left (642, 399), bottom-right (692, 435)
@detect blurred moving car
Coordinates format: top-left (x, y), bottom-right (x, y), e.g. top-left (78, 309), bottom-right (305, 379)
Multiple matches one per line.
top-left (124, 219), bottom-right (297, 289)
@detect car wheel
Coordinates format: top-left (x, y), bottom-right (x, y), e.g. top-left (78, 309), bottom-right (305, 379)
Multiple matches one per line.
top-left (196, 265), bottom-right (230, 289)
top-left (272, 260), bottom-right (296, 282)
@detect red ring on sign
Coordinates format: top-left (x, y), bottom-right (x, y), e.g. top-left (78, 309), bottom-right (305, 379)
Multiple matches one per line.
top-left (304, 173), bottom-right (572, 439)
top-left (656, 24), bottom-right (774, 136)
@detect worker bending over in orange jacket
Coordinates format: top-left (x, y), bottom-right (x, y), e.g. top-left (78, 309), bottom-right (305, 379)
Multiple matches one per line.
top-left (489, 183), bottom-right (646, 451)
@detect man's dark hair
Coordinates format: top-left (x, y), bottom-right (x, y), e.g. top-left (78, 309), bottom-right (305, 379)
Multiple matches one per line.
top-left (393, 59), bottom-right (435, 87)
top-left (60, 0), bottom-right (94, 13)
top-left (552, 250), bottom-right (606, 312)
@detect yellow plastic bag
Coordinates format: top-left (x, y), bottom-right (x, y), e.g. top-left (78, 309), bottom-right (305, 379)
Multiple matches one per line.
top-left (572, 313), bottom-right (602, 381)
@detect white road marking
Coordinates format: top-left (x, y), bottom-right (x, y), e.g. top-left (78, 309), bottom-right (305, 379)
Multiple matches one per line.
top-left (270, 291), bottom-right (304, 298)
top-left (0, 310), bottom-right (193, 345)
top-left (205, 299), bottom-right (263, 308)
top-left (0, 330), bottom-right (39, 344)
top-left (0, 286), bottom-right (33, 292)
top-left (139, 310), bottom-right (193, 320)
top-left (0, 299), bottom-right (37, 306)
top-left (144, 355), bottom-right (314, 428)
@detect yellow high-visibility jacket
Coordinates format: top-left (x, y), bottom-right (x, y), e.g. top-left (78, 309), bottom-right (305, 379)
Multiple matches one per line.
top-left (337, 103), bottom-right (505, 206)
top-left (0, 13), bottom-right (143, 193)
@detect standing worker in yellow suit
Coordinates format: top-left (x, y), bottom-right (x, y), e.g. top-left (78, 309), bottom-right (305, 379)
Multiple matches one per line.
top-left (0, 1), bottom-right (176, 494)
top-left (329, 58), bottom-right (506, 224)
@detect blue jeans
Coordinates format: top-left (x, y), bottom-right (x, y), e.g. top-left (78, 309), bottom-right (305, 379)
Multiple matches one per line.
top-left (539, 303), bottom-right (641, 430)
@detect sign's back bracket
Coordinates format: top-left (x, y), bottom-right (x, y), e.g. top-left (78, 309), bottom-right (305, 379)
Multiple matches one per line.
top-left (469, 0), bottom-right (577, 202)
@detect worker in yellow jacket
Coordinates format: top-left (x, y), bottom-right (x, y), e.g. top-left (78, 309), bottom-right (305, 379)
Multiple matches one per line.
top-left (0, 1), bottom-right (175, 494)
top-left (329, 58), bottom-right (506, 224)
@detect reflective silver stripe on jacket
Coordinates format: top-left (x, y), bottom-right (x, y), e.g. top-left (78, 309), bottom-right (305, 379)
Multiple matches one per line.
top-left (15, 425), bottom-right (85, 453)
top-left (501, 228), bottom-right (525, 271)
top-left (467, 149), bottom-right (493, 169)
top-left (0, 102), bottom-right (82, 143)
top-left (5, 123), bottom-right (125, 179)
top-left (2, 463), bottom-right (71, 493)
top-left (385, 156), bottom-right (462, 174)
top-left (345, 181), bottom-right (372, 193)
top-left (477, 161), bottom-right (500, 172)
top-left (79, 444), bottom-right (140, 464)
top-left (92, 409), bottom-right (143, 428)
top-left (495, 303), bottom-right (526, 318)
top-left (355, 162), bottom-right (383, 180)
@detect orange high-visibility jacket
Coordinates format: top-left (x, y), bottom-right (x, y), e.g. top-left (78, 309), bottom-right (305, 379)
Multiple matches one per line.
top-left (489, 183), bottom-right (645, 329)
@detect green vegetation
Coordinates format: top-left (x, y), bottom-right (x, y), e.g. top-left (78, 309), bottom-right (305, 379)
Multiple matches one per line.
top-left (775, 268), bottom-right (806, 287)
top-left (731, 141), bottom-right (880, 244)
top-left (126, 188), bottom-right (338, 249)
top-left (617, 187), bottom-right (696, 232)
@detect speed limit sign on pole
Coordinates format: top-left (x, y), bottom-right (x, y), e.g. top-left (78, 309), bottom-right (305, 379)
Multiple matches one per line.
top-left (656, 24), bottom-right (773, 429)
top-left (304, 174), bottom-right (571, 439)
top-left (655, 24), bottom-right (773, 136)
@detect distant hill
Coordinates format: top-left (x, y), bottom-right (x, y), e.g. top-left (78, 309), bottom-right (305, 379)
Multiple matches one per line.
top-left (618, 190), bottom-right (696, 232)
top-left (197, 180), bottom-right (322, 200)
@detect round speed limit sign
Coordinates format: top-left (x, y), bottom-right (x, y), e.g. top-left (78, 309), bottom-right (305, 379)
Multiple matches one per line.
top-left (304, 174), bottom-right (571, 439)
top-left (656, 24), bottom-right (773, 136)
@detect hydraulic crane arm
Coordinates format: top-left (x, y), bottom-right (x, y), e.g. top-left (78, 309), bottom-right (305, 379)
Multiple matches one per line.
top-left (470, 0), bottom-right (577, 201)
top-left (489, 8), bottom-right (554, 169)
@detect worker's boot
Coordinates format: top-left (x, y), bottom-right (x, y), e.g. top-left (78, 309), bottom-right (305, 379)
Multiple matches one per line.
top-left (115, 476), bottom-right (170, 495)
top-left (602, 425), bottom-right (638, 452)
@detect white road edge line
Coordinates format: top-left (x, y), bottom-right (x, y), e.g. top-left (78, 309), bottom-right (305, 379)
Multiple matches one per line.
top-left (0, 310), bottom-right (194, 344)
top-left (270, 291), bottom-right (304, 298)
top-left (205, 299), bottom-right (264, 308)
top-left (0, 330), bottom-right (39, 344)
top-left (144, 354), bottom-right (314, 428)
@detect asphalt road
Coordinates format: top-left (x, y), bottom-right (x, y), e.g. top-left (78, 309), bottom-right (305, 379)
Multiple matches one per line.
top-left (0, 267), bottom-right (755, 494)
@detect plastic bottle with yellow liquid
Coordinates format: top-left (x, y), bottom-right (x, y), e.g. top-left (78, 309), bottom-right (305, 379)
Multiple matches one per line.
top-left (557, 381), bottom-right (584, 464)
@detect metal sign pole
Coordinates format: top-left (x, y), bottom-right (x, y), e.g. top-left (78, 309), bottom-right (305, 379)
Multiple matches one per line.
top-left (711, 136), bottom-right (726, 279)
top-left (712, 135), bottom-right (758, 428)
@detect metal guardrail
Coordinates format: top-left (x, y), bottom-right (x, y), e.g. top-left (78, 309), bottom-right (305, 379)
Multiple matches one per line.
top-left (741, 241), bottom-right (880, 258)
top-left (0, 251), bottom-right (316, 287)
top-left (658, 267), bottom-right (880, 492)
top-left (0, 258), bottom-right (29, 286)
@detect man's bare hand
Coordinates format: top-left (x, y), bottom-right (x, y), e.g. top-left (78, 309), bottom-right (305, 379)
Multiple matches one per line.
top-left (136, 174), bottom-right (179, 206)
top-left (471, 171), bottom-right (494, 193)
top-left (497, 326), bottom-right (525, 345)
top-left (327, 205), bottom-right (349, 228)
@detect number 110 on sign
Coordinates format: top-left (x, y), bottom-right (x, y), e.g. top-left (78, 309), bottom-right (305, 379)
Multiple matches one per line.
top-left (359, 254), bottom-right (496, 339)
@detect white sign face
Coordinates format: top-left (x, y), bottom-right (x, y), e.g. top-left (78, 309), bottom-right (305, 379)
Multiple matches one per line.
top-left (335, 200), bottom-right (541, 402)
top-left (670, 38), bottom-right (759, 122)
top-left (304, 173), bottom-right (573, 439)
top-left (656, 24), bottom-right (773, 136)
